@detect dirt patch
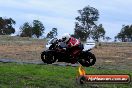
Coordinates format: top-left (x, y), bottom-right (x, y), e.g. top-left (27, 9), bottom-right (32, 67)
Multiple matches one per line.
top-left (0, 36), bottom-right (45, 63)
top-left (91, 43), bottom-right (132, 70)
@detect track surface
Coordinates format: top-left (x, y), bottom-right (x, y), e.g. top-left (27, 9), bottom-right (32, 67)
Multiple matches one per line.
top-left (0, 58), bottom-right (80, 67)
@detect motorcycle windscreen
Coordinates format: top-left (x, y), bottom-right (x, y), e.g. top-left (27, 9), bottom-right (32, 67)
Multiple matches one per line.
top-left (48, 38), bottom-right (58, 44)
top-left (46, 38), bottom-right (58, 49)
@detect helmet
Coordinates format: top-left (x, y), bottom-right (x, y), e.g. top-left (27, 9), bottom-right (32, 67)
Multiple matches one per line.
top-left (62, 33), bottom-right (71, 42)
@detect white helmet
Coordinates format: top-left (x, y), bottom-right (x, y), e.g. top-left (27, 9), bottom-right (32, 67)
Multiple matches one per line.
top-left (62, 33), bottom-right (71, 42)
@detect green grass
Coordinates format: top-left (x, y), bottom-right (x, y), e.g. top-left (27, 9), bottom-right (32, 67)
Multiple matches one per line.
top-left (0, 63), bottom-right (131, 88)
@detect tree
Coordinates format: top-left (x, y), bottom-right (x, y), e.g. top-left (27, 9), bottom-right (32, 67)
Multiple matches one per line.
top-left (46, 28), bottom-right (58, 39)
top-left (0, 17), bottom-right (15, 35)
top-left (19, 20), bottom-right (45, 38)
top-left (74, 5), bottom-right (99, 41)
top-left (91, 24), bottom-right (105, 42)
top-left (105, 36), bottom-right (111, 42)
top-left (20, 22), bottom-right (32, 37)
top-left (52, 28), bottom-right (58, 37)
top-left (115, 26), bottom-right (125, 42)
top-left (115, 25), bottom-right (132, 42)
top-left (32, 20), bottom-right (45, 38)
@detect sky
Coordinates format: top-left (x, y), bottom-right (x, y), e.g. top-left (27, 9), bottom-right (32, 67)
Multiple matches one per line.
top-left (0, 0), bottom-right (132, 40)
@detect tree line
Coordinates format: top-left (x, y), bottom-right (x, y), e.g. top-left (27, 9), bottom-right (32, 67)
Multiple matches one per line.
top-left (115, 25), bottom-right (132, 42)
top-left (0, 17), bottom-right (58, 38)
top-left (0, 5), bottom-right (132, 42)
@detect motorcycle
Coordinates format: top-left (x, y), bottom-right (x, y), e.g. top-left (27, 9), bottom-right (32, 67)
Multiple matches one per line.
top-left (41, 38), bottom-right (96, 67)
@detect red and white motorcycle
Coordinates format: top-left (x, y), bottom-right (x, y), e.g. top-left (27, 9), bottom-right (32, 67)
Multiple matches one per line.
top-left (41, 38), bottom-right (96, 67)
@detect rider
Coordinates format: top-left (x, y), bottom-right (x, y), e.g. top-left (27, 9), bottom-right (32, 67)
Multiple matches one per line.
top-left (61, 33), bottom-right (82, 63)
top-left (61, 33), bottom-right (80, 48)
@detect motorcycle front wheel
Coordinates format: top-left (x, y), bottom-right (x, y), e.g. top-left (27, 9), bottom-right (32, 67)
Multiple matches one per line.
top-left (78, 52), bottom-right (96, 67)
top-left (41, 51), bottom-right (56, 64)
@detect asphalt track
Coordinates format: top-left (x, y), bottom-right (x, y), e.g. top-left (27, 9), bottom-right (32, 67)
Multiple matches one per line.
top-left (0, 58), bottom-right (79, 67)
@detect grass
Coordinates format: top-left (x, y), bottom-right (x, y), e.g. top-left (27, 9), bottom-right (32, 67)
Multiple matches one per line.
top-left (0, 63), bottom-right (131, 88)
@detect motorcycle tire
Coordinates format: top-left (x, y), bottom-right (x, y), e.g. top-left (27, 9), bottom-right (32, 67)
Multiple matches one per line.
top-left (78, 52), bottom-right (96, 67)
top-left (41, 51), bottom-right (56, 64)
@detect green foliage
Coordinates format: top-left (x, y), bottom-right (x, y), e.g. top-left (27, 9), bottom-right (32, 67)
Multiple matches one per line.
top-left (74, 5), bottom-right (99, 42)
top-left (46, 28), bottom-right (58, 39)
top-left (91, 24), bottom-right (105, 42)
top-left (20, 20), bottom-right (45, 38)
top-left (74, 22), bottom-right (89, 41)
top-left (20, 22), bottom-right (32, 37)
top-left (0, 17), bottom-right (16, 35)
top-left (32, 20), bottom-right (45, 38)
top-left (115, 25), bottom-right (132, 42)
top-left (0, 63), bottom-right (131, 88)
